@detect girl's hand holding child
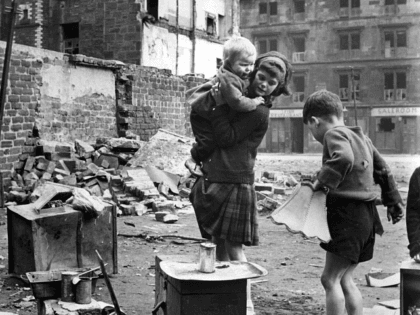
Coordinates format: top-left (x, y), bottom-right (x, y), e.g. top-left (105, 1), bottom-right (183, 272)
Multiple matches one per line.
top-left (252, 96), bottom-right (265, 106)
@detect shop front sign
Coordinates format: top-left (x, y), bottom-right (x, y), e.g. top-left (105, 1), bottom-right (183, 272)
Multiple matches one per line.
top-left (270, 109), bottom-right (303, 118)
top-left (371, 107), bottom-right (420, 117)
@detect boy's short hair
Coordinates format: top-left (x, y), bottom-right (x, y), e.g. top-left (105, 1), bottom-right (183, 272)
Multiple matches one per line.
top-left (223, 36), bottom-right (256, 65)
top-left (302, 90), bottom-right (343, 124)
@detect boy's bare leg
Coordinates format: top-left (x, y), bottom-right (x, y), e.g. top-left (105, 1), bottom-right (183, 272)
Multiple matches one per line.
top-left (321, 252), bottom-right (353, 315)
top-left (341, 263), bottom-right (363, 315)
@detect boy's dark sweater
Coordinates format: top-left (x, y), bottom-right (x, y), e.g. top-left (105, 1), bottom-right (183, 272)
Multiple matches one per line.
top-left (406, 167), bottom-right (420, 257)
top-left (318, 126), bottom-right (401, 206)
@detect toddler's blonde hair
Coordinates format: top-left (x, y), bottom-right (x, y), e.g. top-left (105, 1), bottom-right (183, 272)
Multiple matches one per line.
top-left (223, 36), bottom-right (256, 65)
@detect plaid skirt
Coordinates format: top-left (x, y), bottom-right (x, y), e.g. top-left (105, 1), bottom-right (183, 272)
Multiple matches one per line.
top-left (189, 177), bottom-right (259, 246)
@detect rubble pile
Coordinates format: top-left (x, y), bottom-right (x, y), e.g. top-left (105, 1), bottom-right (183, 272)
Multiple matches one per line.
top-left (4, 129), bottom-right (196, 224)
top-left (254, 171), bottom-right (302, 213)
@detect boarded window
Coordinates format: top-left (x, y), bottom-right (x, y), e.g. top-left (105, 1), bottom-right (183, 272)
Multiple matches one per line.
top-left (384, 73), bottom-right (394, 89)
top-left (396, 72), bottom-right (406, 89)
top-left (385, 31), bottom-right (394, 47)
top-left (293, 76), bottom-right (305, 92)
top-left (269, 39), bottom-right (277, 51)
top-left (396, 30), bottom-right (406, 47)
top-left (339, 34), bottom-right (349, 50)
top-left (269, 2), bottom-right (278, 15)
top-left (350, 33), bottom-right (360, 49)
top-left (294, 0), bottom-right (305, 13)
top-left (293, 37), bottom-right (305, 52)
top-left (340, 0), bottom-right (349, 7)
top-left (351, 0), bottom-right (360, 8)
top-left (259, 2), bottom-right (267, 14)
top-left (259, 40), bottom-right (267, 54)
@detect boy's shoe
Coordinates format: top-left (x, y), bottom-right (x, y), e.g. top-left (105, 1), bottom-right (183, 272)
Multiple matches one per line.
top-left (185, 158), bottom-right (203, 177)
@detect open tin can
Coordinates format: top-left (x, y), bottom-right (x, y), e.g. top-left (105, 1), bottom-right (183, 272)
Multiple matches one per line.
top-left (198, 242), bottom-right (216, 273)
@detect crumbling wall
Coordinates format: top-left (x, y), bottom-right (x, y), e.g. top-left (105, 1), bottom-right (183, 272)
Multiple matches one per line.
top-left (38, 55), bottom-right (117, 143)
top-left (0, 42), bottom-right (119, 186)
top-left (116, 66), bottom-right (206, 141)
top-left (0, 41), bottom-right (208, 187)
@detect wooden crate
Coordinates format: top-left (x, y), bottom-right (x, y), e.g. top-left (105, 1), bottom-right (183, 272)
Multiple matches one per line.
top-left (8, 203), bottom-right (117, 275)
top-left (400, 260), bottom-right (420, 315)
top-left (154, 255), bottom-right (247, 315)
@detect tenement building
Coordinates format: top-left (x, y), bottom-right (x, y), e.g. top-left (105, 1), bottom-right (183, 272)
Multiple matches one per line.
top-left (0, 0), bottom-right (239, 78)
top-left (241, 0), bottom-right (420, 154)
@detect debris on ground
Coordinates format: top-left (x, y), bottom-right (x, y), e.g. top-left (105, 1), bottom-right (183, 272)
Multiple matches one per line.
top-left (4, 128), bottom-right (195, 226)
top-left (365, 272), bottom-right (400, 287)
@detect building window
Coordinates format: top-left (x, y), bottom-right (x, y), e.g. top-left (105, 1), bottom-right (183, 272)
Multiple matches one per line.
top-left (385, 0), bottom-right (406, 4)
top-left (293, 76), bottom-right (305, 103)
top-left (377, 117), bottom-right (395, 132)
top-left (259, 2), bottom-right (268, 14)
top-left (258, 38), bottom-right (277, 54)
top-left (269, 2), bottom-right (278, 15)
top-left (292, 37), bottom-right (305, 62)
top-left (339, 73), bottom-right (360, 101)
top-left (385, 0), bottom-right (406, 14)
top-left (340, 0), bottom-right (360, 8)
top-left (294, 0), bottom-right (305, 13)
top-left (206, 13), bottom-right (216, 35)
top-left (339, 0), bottom-right (360, 17)
top-left (62, 23), bottom-right (79, 54)
top-left (384, 29), bottom-right (407, 58)
top-left (147, 0), bottom-right (158, 20)
top-left (384, 71), bottom-right (407, 101)
top-left (339, 32), bottom-right (360, 51)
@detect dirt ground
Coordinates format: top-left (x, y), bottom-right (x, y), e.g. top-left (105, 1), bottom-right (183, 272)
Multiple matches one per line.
top-left (0, 154), bottom-right (419, 315)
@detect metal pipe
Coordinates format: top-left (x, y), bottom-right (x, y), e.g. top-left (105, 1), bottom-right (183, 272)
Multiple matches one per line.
top-left (191, 0), bottom-right (196, 73)
top-left (176, 0), bottom-right (179, 75)
top-left (350, 67), bottom-right (358, 126)
top-left (0, 0), bottom-right (18, 207)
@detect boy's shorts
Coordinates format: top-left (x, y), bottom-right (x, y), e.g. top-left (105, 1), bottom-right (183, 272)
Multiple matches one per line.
top-left (320, 197), bottom-right (382, 264)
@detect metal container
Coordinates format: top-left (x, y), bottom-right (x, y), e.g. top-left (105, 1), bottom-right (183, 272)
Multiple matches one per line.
top-left (198, 242), bottom-right (216, 273)
top-left (75, 277), bottom-right (92, 304)
top-left (61, 271), bottom-right (78, 302)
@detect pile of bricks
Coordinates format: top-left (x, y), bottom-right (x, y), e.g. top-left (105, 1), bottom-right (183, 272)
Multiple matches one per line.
top-left (5, 136), bottom-right (140, 207)
top-left (255, 171), bottom-right (302, 213)
top-left (4, 130), bottom-right (194, 224)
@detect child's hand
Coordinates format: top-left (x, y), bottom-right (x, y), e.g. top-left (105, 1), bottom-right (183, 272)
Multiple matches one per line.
top-left (210, 82), bottom-right (225, 106)
top-left (253, 96), bottom-right (265, 106)
top-left (387, 202), bottom-right (404, 224)
top-left (414, 253), bottom-right (420, 263)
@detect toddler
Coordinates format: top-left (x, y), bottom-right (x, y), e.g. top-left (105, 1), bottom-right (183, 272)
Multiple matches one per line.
top-left (185, 36), bottom-right (264, 176)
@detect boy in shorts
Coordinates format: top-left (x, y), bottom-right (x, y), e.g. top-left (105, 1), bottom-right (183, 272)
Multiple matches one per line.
top-left (185, 36), bottom-right (265, 176)
top-left (302, 89), bottom-right (404, 315)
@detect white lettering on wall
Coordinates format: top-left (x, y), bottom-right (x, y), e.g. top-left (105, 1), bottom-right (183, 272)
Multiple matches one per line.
top-left (270, 109), bottom-right (303, 118)
top-left (371, 107), bottom-right (420, 117)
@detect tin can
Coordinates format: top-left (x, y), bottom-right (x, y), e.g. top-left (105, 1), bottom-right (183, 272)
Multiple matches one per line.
top-left (61, 271), bottom-right (78, 302)
top-left (198, 242), bottom-right (216, 273)
top-left (75, 277), bottom-right (92, 304)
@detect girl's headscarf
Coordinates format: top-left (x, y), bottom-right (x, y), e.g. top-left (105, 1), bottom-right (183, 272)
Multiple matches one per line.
top-left (249, 51), bottom-right (293, 97)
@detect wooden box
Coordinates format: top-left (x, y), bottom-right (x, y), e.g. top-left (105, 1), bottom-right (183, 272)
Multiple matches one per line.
top-left (8, 203), bottom-right (117, 275)
top-left (400, 260), bottom-right (420, 315)
top-left (155, 255), bottom-right (247, 315)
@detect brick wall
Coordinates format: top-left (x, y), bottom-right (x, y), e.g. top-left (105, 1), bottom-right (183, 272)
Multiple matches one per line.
top-left (116, 66), bottom-right (206, 141)
top-left (0, 42), bottom-right (209, 186)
